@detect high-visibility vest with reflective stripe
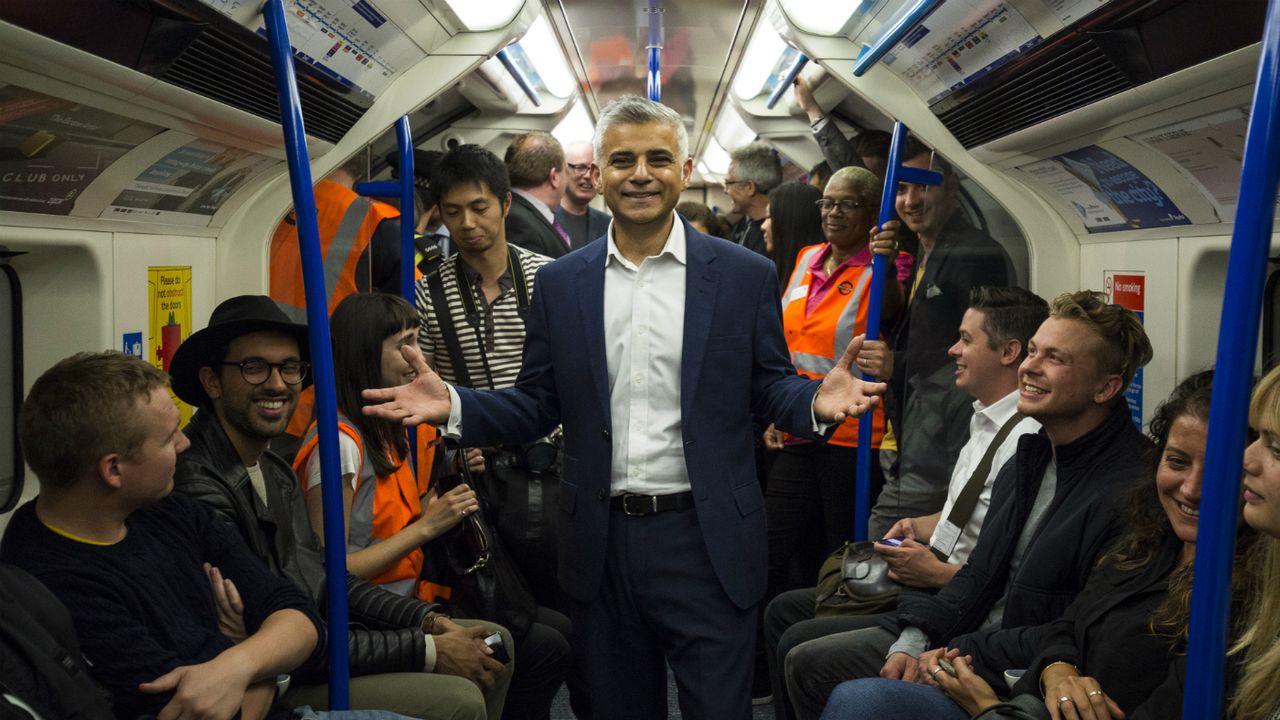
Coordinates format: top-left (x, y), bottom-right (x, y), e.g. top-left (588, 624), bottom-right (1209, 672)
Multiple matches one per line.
top-left (269, 179), bottom-right (401, 323)
top-left (293, 418), bottom-right (447, 602)
top-left (782, 244), bottom-right (887, 448)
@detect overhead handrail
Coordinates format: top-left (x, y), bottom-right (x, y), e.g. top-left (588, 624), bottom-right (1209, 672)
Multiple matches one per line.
top-left (766, 53), bottom-right (808, 109)
top-left (1183, 0), bottom-right (1280, 715)
top-left (854, 122), bottom-right (940, 541)
top-left (497, 48), bottom-right (542, 107)
top-left (852, 0), bottom-right (945, 77)
top-left (646, 0), bottom-right (664, 102)
top-left (262, 0), bottom-right (350, 706)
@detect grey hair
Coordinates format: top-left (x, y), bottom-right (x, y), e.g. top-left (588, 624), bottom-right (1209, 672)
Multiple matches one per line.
top-left (729, 141), bottom-right (783, 194)
top-left (593, 96), bottom-right (689, 163)
top-left (827, 165), bottom-right (882, 207)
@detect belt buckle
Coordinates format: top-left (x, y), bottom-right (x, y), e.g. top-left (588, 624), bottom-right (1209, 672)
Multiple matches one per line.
top-left (622, 493), bottom-right (657, 516)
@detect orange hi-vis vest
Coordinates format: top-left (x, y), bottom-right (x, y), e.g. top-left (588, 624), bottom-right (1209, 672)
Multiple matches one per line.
top-left (782, 244), bottom-right (887, 448)
top-left (293, 418), bottom-right (447, 602)
top-left (269, 179), bottom-right (401, 323)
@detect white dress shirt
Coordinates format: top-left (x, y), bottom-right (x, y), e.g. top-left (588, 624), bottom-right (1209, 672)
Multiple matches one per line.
top-left (929, 388), bottom-right (1041, 565)
top-left (603, 214), bottom-right (689, 495)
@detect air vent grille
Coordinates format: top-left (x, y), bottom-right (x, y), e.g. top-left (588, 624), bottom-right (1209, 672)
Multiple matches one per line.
top-left (162, 29), bottom-right (367, 144)
top-left (936, 36), bottom-right (1134, 149)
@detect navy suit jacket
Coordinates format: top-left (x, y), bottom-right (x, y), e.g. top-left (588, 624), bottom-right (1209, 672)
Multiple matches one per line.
top-left (506, 192), bottom-right (568, 259)
top-left (455, 219), bottom-right (826, 609)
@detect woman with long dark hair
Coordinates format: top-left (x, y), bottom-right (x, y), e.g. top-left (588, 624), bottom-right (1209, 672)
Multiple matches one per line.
top-left (764, 181), bottom-right (825, 287)
top-left (295, 292), bottom-right (478, 599)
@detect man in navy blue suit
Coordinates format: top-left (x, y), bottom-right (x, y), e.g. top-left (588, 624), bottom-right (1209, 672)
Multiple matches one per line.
top-left (364, 96), bottom-right (885, 720)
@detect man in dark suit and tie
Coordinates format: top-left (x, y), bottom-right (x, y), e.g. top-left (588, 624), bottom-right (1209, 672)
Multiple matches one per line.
top-left (504, 131), bottom-right (572, 259)
top-left (364, 96), bottom-right (884, 720)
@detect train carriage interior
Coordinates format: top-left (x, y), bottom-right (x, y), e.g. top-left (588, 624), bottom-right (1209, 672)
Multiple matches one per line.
top-left (1, 0), bottom-right (1279, 715)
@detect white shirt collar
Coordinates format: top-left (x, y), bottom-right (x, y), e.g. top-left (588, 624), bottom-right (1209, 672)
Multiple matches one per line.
top-left (604, 212), bottom-right (688, 268)
top-left (973, 388), bottom-right (1024, 426)
top-left (512, 188), bottom-right (556, 224)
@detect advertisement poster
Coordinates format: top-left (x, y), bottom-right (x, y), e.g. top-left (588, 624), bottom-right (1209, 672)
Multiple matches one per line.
top-left (882, 0), bottom-right (1041, 105)
top-left (1132, 109), bottom-right (1268, 220)
top-left (0, 84), bottom-right (163, 215)
top-left (1019, 146), bottom-right (1190, 233)
top-left (1105, 271), bottom-right (1145, 429)
top-left (1046, 0), bottom-right (1115, 24)
top-left (101, 140), bottom-right (277, 226)
top-left (148, 267), bottom-right (193, 424)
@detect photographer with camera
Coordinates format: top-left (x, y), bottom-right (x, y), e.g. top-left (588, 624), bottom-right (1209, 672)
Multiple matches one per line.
top-left (415, 144), bottom-right (587, 720)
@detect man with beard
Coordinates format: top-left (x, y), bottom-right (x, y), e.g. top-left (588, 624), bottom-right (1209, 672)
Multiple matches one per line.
top-left (555, 140), bottom-right (611, 250)
top-left (169, 295), bottom-right (516, 720)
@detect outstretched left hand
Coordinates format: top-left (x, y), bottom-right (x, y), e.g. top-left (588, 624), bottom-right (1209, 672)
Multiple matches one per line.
top-left (813, 334), bottom-right (887, 424)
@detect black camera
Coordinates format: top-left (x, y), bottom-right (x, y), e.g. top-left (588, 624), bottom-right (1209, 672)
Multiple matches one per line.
top-left (484, 630), bottom-right (510, 664)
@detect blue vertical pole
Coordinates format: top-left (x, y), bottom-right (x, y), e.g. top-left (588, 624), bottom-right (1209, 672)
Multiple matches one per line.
top-left (646, 0), bottom-right (663, 102)
top-left (852, 123), bottom-right (907, 541)
top-left (853, 123), bottom-right (940, 542)
top-left (1184, 0), bottom-right (1280, 716)
top-left (395, 117), bottom-right (415, 303)
top-left (262, 0), bottom-right (350, 707)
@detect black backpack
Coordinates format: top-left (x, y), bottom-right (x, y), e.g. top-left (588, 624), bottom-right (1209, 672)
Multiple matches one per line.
top-left (0, 564), bottom-right (114, 720)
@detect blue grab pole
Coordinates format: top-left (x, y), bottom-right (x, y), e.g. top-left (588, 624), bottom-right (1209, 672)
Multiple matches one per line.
top-left (395, 117), bottom-right (415, 303)
top-left (262, 0), bottom-right (350, 707)
top-left (646, 0), bottom-right (663, 102)
top-left (497, 49), bottom-right (542, 107)
top-left (853, 123), bottom-right (940, 541)
top-left (852, 0), bottom-right (944, 77)
top-left (1183, 0), bottom-right (1280, 716)
top-left (766, 53), bottom-right (808, 109)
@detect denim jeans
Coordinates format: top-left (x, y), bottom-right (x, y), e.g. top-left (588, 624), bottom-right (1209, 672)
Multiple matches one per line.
top-left (818, 678), bottom-right (970, 720)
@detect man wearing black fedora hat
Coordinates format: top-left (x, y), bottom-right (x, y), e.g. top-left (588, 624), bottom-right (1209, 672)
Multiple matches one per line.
top-left (170, 295), bottom-right (513, 720)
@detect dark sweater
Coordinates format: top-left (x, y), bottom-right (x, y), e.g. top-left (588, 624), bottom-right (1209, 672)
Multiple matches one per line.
top-left (0, 494), bottom-right (324, 720)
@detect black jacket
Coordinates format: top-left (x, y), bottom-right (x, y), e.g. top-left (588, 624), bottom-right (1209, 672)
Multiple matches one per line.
top-left (889, 403), bottom-right (1152, 666)
top-left (175, 409), bottom-right (439, 677)
top-left (507, 192), bottom-right (568, 259)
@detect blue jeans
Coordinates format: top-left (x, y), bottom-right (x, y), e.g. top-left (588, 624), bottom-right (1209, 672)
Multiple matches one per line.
top-left (295, 707), bottom-right (420, 720)
top-left (818, 678), bottom-right (970, 720)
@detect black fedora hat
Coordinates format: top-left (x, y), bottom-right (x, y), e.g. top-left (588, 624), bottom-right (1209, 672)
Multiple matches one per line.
top-left (169, 295), bottom-right (310, 407)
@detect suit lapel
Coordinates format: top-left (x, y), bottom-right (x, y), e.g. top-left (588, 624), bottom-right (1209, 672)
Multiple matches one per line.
top-left (576, 242), bottom-right (613, 426)
top-left (681, 227), bottom-right (719, 420)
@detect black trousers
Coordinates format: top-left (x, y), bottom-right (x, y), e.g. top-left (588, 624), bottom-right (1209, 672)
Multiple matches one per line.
top-left (571, 506), bottom-right (756, 720)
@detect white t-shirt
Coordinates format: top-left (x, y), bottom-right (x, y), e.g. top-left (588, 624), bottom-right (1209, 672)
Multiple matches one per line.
top-left (303, 431), bottom-right (363, 493)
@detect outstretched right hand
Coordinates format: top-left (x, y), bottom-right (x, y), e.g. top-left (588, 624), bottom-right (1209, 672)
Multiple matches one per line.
top-left (361, 344), bottom-right (452, 426)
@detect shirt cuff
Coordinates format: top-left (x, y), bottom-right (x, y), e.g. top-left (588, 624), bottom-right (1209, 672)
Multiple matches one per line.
top-left (444, 384), bottom-right (463, 439)
top-left (811, 116), bottom-right (830, 132)
top-left (888, 627), bottom-right (929, 659)
top-left (423, 633), bottom-right (437, 673)
top-left (810, 393), bottom-right (835, 435)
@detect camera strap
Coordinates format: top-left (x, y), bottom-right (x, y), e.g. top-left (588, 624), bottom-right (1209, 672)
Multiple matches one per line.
top-left (929, 411), bottom-right (1026, 561)
top-left (425, 268), bottom-right (473, 389)
top-left (448, 246), bottom-right (532, 391)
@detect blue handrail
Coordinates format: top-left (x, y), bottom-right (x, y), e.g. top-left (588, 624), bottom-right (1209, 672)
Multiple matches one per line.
top-left (262, 0), bottom-right (350, 707)
top-left (497, 48), bottom-right (542, 107)
top-left (1183, 0), bottom-right (1280, 716)
top-left (852, 0), bottom-right (945, 77)
top-left (394, 117), bottom-right (416, 303)
top-left (647, 0), bottom-right (663, 102)
top-left (766, 53), bottom-right (808, 109)
top-left (854, 122), bottom-right (940, 541)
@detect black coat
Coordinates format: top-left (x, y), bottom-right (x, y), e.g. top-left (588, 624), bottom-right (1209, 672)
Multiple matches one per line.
top-left (175, 409), bottom-right (440, 678)
top-left (507, 192), bottom-right (568, 259)
top-left (888, 403), bottom-right (1153, 674)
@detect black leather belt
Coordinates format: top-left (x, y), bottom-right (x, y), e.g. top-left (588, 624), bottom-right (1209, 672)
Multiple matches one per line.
top-left (610, 491), bottom-right (695, 516)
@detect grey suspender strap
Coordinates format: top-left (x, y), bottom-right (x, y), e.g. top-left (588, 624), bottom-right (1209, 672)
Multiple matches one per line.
top-left (930, 411), bottom-right (1027, 562)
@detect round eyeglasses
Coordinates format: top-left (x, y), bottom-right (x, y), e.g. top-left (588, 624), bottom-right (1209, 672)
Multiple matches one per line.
top-left (816, 199), bottom-right (865, 214)
top-left (216, 359), bottom-right (309, 385)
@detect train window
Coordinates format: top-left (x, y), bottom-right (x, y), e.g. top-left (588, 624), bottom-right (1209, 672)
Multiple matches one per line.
top-left (0, 255), bottom-right (22, 513)
top-left (1263, 259), bottom-right (1280, 372)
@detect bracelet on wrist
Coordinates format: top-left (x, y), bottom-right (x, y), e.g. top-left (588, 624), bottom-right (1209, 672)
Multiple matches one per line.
top-left (1039, 661), bottom-right (1080, 698)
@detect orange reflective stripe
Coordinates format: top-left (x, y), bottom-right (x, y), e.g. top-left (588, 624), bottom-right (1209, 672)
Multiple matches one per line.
top-left (782, 247), bottom-right (887, 448)
top-left (293, 419), bottom-right (426, 590)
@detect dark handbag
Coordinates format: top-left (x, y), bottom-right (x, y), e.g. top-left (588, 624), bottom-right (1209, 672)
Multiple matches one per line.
top-left (484, 447), bottom-right (562, 608)
top-left (425, 458), bottom-right (538, 639)
top-left (814, 541), bottom-right (901, 616)
top-left (814, 412), bottom-right (1029, 618)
